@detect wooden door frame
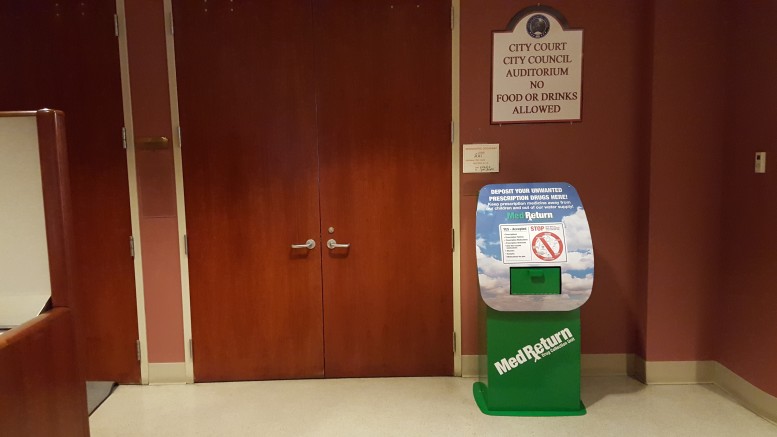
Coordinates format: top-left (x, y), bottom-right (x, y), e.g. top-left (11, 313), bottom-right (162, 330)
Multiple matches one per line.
top-left (163, 0), bottom-right (463, 380)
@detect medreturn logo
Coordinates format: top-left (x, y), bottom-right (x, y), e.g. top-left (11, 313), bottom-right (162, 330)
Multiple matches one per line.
top-left (494, 328), bottom-right (575, 376)
top-left (506, 211), bottom-right (553, 221)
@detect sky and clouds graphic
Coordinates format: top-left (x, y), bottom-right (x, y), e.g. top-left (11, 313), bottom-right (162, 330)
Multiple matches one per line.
top-left (476, 183), bottom-right (594, 311)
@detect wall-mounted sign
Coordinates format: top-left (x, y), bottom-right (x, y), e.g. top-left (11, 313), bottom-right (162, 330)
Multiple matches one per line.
top-left (463, 143), bottom-right (499, 173)
top-left (492, 7), bottom-right (583, 124)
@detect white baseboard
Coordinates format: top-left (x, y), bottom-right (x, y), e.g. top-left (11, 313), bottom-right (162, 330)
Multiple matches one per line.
top-left (148, 362), bottom-right (190, 384)
top-left (461, 355), bottom-right (480, 377)
top-left (643, 360), bottom-right (776, 424)
top-left (644, 359), bottom-right (716, 384)
top-left (711, 363), bottom-right (776, 425)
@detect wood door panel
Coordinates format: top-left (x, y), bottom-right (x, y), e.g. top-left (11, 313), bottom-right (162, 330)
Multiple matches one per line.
top-left (315, 1), bottom-right (453, 377)
top-left (174, 0), bottom-right (325, 381)
top-left (0, 1), bottom-right (140, 383)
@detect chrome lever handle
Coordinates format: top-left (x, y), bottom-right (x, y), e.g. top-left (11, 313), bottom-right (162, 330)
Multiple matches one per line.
top-left (291, 239), bottom-right (316, 250)
top-left (326, 239), bottom-right (350, 249)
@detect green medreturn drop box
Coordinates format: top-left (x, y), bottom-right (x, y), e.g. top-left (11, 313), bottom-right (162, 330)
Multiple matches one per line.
top-left (473, 308), bottom-right (584, 415)
top-left (473, 182), bottom-right (594, 417)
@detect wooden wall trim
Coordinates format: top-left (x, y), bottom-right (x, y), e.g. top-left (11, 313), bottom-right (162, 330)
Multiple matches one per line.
top-left (35, 109), bottom-right (74, 308)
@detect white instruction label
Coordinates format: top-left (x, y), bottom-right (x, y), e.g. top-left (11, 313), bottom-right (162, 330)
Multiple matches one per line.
top-left (500, 223), bottom-right (567, 263)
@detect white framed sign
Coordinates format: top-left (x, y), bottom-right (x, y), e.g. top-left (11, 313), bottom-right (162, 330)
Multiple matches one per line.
top-left (492, 7), bottom-right (583, 124)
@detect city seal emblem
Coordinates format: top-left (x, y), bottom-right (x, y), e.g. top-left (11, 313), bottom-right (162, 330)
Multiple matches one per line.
top-left (526, 14), bottom-right (550, 39)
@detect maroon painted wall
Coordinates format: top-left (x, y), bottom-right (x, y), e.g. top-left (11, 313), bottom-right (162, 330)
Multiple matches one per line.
top-left (645, 0), bottom-right (726, 362)
top-left (460, 0), bottom-right (652, 356)
top-left (717, 1), bottom-right (777, 397)
top-left (646, 0), bottom-right (777, 397)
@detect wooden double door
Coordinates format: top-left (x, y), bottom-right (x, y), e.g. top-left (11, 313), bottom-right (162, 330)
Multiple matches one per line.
top-left (174, 0), bottom-right (452, 381)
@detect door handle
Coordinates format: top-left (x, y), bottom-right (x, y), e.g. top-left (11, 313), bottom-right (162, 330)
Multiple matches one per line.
top-left (326, 239), bottom-right (350, 250)
top-left (291, 239), bottom-right (316, 250)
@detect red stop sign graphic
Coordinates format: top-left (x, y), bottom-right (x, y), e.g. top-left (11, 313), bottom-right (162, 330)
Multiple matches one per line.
top-left (532, 232), bottom-right (564, 261)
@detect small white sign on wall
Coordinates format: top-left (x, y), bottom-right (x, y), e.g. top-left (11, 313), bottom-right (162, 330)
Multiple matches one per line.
top-left (463, 143), bottom-right (499, 173)
top-left (492, 7), bottom-right (583, 124)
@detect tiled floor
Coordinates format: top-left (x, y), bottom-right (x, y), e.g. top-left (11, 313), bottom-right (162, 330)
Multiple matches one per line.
top-left (89, 376), bottom-right (777, 436)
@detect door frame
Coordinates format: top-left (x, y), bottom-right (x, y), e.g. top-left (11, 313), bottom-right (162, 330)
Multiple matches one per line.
top-left (161, 0), bottom-right (463, 379)
top-left (162, 0), bottom-right (195, 383)
top-left (451, 0), bottom-right (462, 377)
top-left (116, 0), bottom-right (150, 384)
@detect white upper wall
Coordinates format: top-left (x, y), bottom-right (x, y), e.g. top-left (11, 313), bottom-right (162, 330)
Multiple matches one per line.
top-left (0, 115), bottom-right (52, 308)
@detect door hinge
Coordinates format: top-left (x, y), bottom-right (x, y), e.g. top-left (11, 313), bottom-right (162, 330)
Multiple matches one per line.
top-left (177, 126), bottom-right (182, 148)
top-left (129, 235), bottom-right (135, 258)
top-left (114, 14), bottom-right (119, 37)
top-left (189, 339), bottom-right (194, 360)
top-left (136, 339), bottom-right (141, 362)
top-left (170, 11), bottom-right (175, 35)
top-left (122, 126), bottom-right (127, 149)
top-left (452, 228), bottom-right (455, 251)
top-left (184, 234), bottom-right (189, 256)
top-left (450, 121), bottom-right (454, 144)
top-left (453, 332), bottom-right (457, 353)
top-left (450, 4), bottom-right (454, 31)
